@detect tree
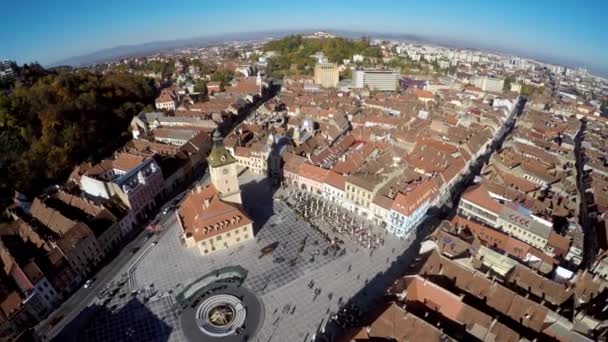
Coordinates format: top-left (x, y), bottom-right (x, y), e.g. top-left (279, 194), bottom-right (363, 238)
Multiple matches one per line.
top-left (520, 84), bottom-right (543, 96)
top-left (0, 68), bottom-right (156, 202)
top-left (194, 79), bottom-right (208, 97)
top-left (261, 35), bottom-right (382, 78)
top-left (503, 77), bottom-right (514, 92)
top-left (248, 52), bottom-right (261, 62)
top-left (340, 67), bottom-right (352, 81)
top-left (601, 99), bottom-right (608, 117)
top-left (210, 69), bottom-right (234, 84)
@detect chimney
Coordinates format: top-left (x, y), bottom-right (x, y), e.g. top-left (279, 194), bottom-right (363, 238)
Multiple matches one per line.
top-left (203, 199), bottom-right (210, 208)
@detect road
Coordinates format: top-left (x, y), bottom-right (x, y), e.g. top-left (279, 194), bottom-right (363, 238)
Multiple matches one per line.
top-left (574, 118), bottom-right (598, 268)
top-left (36, 170), bottom-right (213, 341)
top-left (36, 198), bottom-right (177, 340)
top-left (317, 96), bottom-right (525, 341)
top-left (35, 86), bottom-right (277, 341)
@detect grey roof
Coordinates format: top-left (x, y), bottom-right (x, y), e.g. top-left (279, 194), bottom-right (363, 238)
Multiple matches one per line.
top-left (139, 111), bottom-right (165, 122)
top-left (499, 204), bottom-right (552, 239)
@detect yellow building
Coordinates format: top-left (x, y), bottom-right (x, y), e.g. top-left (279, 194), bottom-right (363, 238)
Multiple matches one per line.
top-left (177, 130), bottom-right (254, 255)
top-left (178, 184), bottom-right (254, 255)
top-left (314, 62), bottom-right (339, 88)
top-left (208, 130), bottom-right (242, 205)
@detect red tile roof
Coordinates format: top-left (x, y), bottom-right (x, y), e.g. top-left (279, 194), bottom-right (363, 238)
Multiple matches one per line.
top-left (298, 163), bottom-right (329, 183)
top-left (364, 303), bottom-right (445, 341)
top-left (391, 179), bottom-right (438, 216)
top-left (460, 184), bottom-right (503, 216)
top-left (178, 184), bottom-right (252, 242)
top-left (411, 88), bottom-right (434, 99)
top-left (323, 171), bottom-right (345, 190)
top-left (30, 198), bottom-right (76, 236)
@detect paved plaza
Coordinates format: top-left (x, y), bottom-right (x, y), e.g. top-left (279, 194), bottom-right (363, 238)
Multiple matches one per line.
top-left (66, 171), bottom-right (423, 342)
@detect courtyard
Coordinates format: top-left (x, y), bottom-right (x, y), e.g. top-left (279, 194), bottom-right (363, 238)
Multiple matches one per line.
top-left (70, 170), bottom-right (422, 342)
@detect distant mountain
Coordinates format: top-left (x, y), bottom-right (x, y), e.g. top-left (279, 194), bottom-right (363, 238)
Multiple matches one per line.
top-left (49, 28), bottom-right (608, 78)
top-left (49, 30), bottom-right (299, 67)
top-left (49, 29), bottom-right (434, 68)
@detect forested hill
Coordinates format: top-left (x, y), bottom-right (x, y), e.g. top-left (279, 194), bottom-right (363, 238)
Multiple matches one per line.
top-left (262, 35), bottom-right (382, 78)
top-left (0, 65), bottom-right (156, 203)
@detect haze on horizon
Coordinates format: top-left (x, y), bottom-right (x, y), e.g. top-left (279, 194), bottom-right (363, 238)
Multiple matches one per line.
top-left (1, 0), bottom-right (606, 75)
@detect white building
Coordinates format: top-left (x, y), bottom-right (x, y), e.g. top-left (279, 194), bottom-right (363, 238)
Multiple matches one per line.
top-left (155, 88), bottom-right (179, 111)
top-left (352, 54), bottom-right (364, 63)
top-left (322, 171), bottom-right (346, 204)
top-left (471, 76), bottom-right (505, 93)
top-left (353, 69), bottom-right (400, 91)
top-left (78, 153), bottom-right (164, 222)
top-left (387, 180), bottom-right (438, 238)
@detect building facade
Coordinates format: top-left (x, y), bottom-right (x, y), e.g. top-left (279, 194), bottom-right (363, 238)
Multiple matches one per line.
top-left (388, 181), bottom-right (438, 238)
top-left (177, 131), bottom-right (254, 256)
top-left (78, 154), bottom-right (165, 222)
top-left (314, 62), bottom-right (339, 88)
top-left (353, 69), bottom-right (400, 91)
top-left (471, 76), bottom-right (505, 93)
top-left (208, 130), bottom-right (243, 205)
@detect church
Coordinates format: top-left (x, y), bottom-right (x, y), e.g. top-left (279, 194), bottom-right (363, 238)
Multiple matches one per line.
top-left (176, 130), bottom-right (254, 255)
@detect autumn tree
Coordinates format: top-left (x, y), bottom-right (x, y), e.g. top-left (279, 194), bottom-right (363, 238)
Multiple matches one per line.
top-left (0, 68), bottom-right (156, 202)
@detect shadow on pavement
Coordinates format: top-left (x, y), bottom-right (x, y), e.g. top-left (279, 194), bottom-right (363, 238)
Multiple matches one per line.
top-left (52, 298), bottom-right (172, 342)
top-left (240, 176), bottom-right (278, 234)
top-left (316, 99), bottom-right (525, 342)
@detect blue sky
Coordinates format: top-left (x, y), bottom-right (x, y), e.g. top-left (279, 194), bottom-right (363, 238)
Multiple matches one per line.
top-left (1, 0), bottom-right (606, 74)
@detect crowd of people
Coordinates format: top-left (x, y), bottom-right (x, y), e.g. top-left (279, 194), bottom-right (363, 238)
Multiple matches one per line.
top-left (284, 188), bottom-right (386, 251)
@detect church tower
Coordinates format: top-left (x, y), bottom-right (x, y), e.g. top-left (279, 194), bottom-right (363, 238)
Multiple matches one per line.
top-left (207, 130), bottom-right (242, 204)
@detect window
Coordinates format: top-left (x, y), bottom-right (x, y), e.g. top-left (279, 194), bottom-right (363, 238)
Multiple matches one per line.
top-left (244, 234), bottom-right (249, 239)
top-left (227, 232), bottom-right (231, 237)
top-left (217, 235), bottom-right (222, 241)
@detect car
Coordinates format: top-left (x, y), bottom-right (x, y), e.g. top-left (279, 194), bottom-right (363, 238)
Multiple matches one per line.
top-left (162, 208), bottom-right (170, 215)
top-left (83, 278), bottom-right (96, 289)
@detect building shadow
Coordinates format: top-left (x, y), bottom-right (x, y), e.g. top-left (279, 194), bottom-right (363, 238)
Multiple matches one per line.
top-left (51, 297), bottom-right (173, 342)
top-left (240, 176), bottom-right (278, 234)
top-left (316, 102), bottom-right (525, 341)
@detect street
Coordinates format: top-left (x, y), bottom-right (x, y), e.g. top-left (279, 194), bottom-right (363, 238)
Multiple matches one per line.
top-left (37, 170), bottom-right (210, 341)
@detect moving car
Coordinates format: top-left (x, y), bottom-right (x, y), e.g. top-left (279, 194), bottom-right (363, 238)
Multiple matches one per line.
top-left (83, 278), bottom-right (96, 289)
top-left (259, 241), bottom-right (279, 258)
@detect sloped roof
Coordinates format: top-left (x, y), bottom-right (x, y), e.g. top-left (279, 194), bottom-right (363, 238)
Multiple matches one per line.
top-left (391, 179), bottom-right (438, 217)
top-left (30, 198), bottom-right (76, 236)
top-left (366, 303), bottom-right (446, 341)
top-left (460, 183), bottom-right (503, 215)
top-left (323, 171), bottom-right (345, 191)
top-left (298, 163), bottom-right (329, 183)
top-left (178, 184), bottom-right (252, 242)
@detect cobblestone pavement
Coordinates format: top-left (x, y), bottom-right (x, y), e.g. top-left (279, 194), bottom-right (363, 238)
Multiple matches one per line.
top-left (278, 188), bottom-right (388, 252)
top-left (74, 171), bottom-right (420, 342)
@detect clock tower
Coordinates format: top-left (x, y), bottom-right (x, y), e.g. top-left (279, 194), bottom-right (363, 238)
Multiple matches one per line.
top-left (207, 130), bottom-right (242, 205)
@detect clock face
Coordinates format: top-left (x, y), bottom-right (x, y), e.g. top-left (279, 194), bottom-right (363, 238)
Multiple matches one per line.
top-left (222, 168), bottom-right (229, 175)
